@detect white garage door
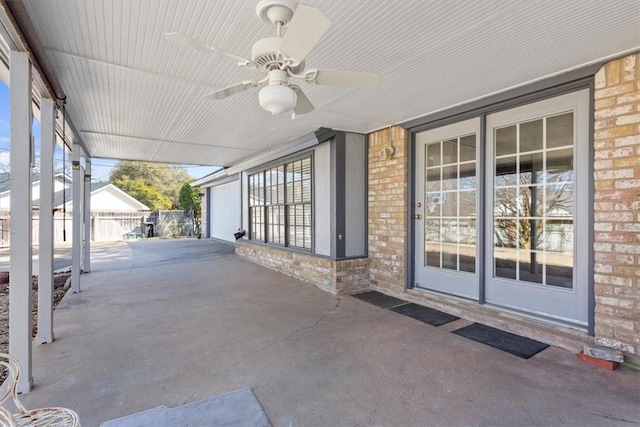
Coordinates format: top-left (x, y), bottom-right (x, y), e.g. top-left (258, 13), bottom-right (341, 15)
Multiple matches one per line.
top-left (209, 180), bottom-right (240, 242)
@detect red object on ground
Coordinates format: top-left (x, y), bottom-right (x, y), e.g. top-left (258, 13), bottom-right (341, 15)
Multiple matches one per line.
top-left (578, 351), bottom-right (619, 371)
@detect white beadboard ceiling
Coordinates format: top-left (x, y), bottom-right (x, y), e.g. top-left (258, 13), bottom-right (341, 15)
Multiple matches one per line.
top-left (19, 0), bottom-right (640, 166)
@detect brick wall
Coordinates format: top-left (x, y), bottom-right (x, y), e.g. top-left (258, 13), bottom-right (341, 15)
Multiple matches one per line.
top-left (236, 240), bottom-right (369, 295)
top-left (368, 127), bottom-right (408, 293)
top-left (593, 54), bottom-right (640, 365)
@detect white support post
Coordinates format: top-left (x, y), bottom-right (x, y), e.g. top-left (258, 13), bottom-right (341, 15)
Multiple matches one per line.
top-left (83, 159), bottom-right (91, 272)
top-left (9, 50), bottom-right (34, 393)
top-left (71, 143), bottom-right (82, 293)
top-left (36, 98), bottom-right (56, 345)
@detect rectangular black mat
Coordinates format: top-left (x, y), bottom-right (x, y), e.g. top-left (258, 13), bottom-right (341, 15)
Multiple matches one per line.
top-left (452, 323), bottom-right (550, 359)
top-left (352, 291), bottom-right (407, 309)
top-left (390, 303), bottom-right (459, 326)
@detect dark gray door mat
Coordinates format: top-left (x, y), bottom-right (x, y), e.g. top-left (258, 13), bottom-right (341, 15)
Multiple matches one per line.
top-left (352, 291), bottom-right (408, 308)
top-left (452, 323), bottom-right (550, 359)
top-left (390, 303), bottom-right (459, 326)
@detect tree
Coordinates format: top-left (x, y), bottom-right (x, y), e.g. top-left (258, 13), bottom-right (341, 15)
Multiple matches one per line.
top-left (109, 161), bottom-right (191, 209)
top-left (178, 182), bottom-right (201, 218)
top-left (112, 177), bottom-right (172, 211)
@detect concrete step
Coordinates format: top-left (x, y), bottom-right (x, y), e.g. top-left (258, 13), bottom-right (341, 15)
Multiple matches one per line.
top-left (101, 388), bottom-right (271, 427)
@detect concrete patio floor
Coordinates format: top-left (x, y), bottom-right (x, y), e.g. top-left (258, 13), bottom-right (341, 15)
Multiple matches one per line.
top-left (21, 239), bottom-right (639, 426)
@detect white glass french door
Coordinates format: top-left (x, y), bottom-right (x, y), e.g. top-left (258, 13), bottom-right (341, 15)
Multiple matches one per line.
top-left (485, 90), bottom-right (589, 324)
top-left (414, 118), bottom-right (480, 300)
top-left (414, 90), bottom-right (590, 326)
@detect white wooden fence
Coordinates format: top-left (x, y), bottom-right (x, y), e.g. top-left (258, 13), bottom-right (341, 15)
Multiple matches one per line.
top-left (0, 210), bottom-right (146, 247)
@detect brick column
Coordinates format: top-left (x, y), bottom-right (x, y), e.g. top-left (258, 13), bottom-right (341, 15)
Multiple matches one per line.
top-left (593, 54), bottom-right (640, 365)
top-left (368, 127), bottom-right (408, 293)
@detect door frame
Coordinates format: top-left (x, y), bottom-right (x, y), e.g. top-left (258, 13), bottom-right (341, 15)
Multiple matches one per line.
top-left (413, 118), bottom-right (482, 300)
top-left (484, 89), bottom-right (590, 326)
top-left (406, 76), bottom-right (595, 334)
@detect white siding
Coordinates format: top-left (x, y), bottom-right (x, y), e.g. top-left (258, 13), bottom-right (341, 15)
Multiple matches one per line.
top-left (210, 180), bottom-right (240, 243)
top-left (90, 187), bottom-right (145, 212)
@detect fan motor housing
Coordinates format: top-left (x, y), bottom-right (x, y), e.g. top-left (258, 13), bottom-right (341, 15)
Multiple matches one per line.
top-left (251, 37), bottom-right (304, 74)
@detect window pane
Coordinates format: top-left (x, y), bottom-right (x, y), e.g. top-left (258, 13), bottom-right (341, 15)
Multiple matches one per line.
top-left (494, 188), bottom-right (518, 217)
top-left (459, 135), bottom-right (476, 162)
top-left (494, 219), bottom-right (517, 248)
top-left (545, 183), bottom-right (573, 217)
top-left (495, 156), bottom-right (517, 186)
top-left (268, 206), bottom-right (285, 245)
top-left (301, 182), bottom-right (311, 202)
top-left (546, 148), bottom-right (573, 182)
top-left (426, 168), bottom-right (441, 192)
top-left (545, 251), bottom-right (573, 288)
top-left (459, 162), bottom-right (476, 189)
top-left (519, 250), bottom-right (543, 284)
top-left (442, 139), bottom-right (457, 165)
top-left (520, 151), bottom-right (544, 185)
top-left (495, 248), bottom-right (517, 279)
top-left (496, 125), bottom-right (517, 156)
top-left (302, 158), bottom-right (311, 180)
top-left (459, 191), bottom-right (476, 217)
top-left (547, 113), bottom-right (573, 149)
top-left (427, 143), bottom-right (441, 167)
top-left (459, 219), bottom-right (476, 273)
top-left (442, 165), bottom-right (457, 190)
top-left (425, 193), bottom-right (442, 216)
top-left (520, 119), bottom-right (543, 152)
top-left (441, 193), bottom-right (457, 217)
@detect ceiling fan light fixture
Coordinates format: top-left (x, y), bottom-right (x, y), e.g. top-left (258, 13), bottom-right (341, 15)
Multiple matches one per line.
top-left (259, 83), bottom-right (297, 115)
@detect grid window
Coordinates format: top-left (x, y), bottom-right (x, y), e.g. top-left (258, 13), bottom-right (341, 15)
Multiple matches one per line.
top-left (249, 156), bottom-right (312, 250)
top-left (424, 134), bottom-right (477, 273)
top-left (493, 112), bottom-right (574, 288)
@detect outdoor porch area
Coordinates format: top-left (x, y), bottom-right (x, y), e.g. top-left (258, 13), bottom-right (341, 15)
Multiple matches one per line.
top-left (20, 239), bottom-right (640, 426)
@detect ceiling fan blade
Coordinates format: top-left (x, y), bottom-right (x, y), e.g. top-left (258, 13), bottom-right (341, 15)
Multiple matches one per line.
top-left (203, 81), bottom-right (257, 100)
top-left (279, 6), bottom-right (331, 62)
top-left (291, 86), bottom-right (314, 115)
top-left (164, 32), bottom-right (253, 65)
top-left (309, 69), bottom-right (380, 89)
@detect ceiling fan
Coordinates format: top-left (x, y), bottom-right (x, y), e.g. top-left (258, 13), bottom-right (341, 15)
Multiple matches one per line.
top-left (164, 0), bottom-right (380, 117)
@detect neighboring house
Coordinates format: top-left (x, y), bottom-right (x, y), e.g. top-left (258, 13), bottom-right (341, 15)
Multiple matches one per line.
top-left (53, 182), bottom-right (150, 213)
top-left (0, 175), bottom-right (150, 245)
top-left (195, 55), bottom-right (640, 366)
top-left (0, 172), bottom-right (71, 209)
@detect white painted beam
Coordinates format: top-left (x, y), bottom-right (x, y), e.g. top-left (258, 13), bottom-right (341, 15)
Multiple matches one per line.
top-left (9, 50), bottom-right (34, 393)
top-left (71, 143), bottom-right (82, 293)
top-left (36, 97), bottom-right (56, 345)
top-left (83, 159), bottom-right (91, 272)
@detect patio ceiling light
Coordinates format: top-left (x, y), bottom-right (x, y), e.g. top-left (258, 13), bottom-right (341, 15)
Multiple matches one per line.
top-left (258, 78), bottom-right (298, 115)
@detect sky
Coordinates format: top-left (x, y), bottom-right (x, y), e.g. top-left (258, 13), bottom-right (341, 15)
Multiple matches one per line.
top-left (0, 80), bottom-right (219, 181)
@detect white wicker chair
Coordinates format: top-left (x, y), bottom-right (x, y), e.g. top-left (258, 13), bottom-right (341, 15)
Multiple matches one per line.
top-left (0, 353), bottom-right (80, 427)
